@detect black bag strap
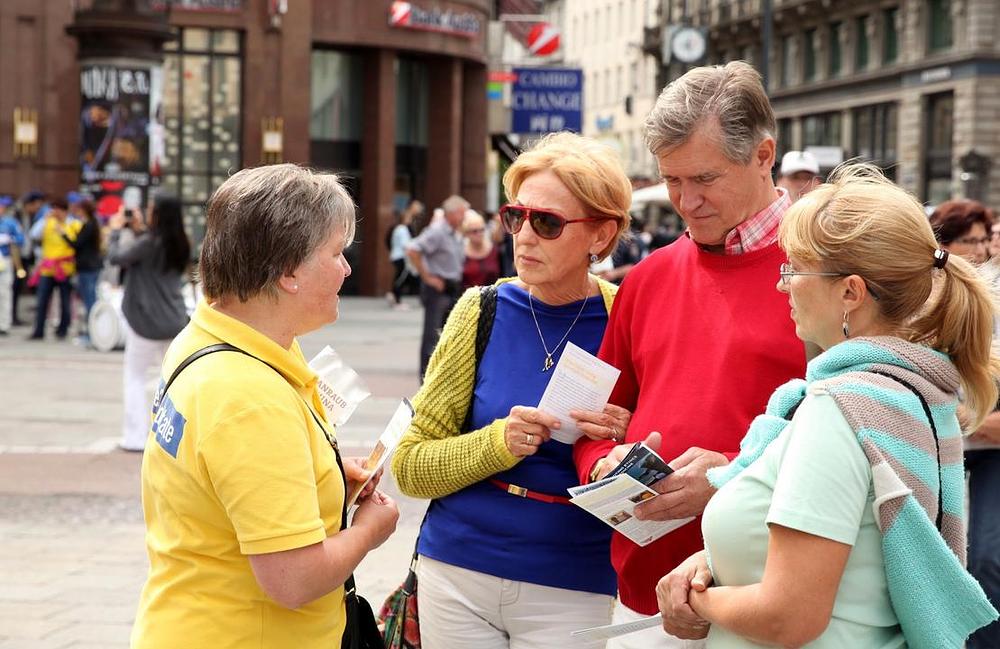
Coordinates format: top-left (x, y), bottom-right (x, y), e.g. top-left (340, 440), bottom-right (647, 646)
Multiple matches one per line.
top-left (868, 370), bottom-right (944, 532)
top-left (153, 342), bottom-right (369, 640)
top-left (408, 284), bottom-right (499, 568)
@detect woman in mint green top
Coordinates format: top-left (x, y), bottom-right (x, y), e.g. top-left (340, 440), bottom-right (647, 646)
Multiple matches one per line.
top-left (655, 164), bottom-right (1000, 648)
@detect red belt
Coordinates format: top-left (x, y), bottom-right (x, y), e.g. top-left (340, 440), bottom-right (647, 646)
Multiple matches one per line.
top-left (489, 479), bottom-right (572, 505)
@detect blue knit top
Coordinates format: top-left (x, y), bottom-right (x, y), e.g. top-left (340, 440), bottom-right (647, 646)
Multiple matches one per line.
top-left (418, 282), bottom-right (617, 595)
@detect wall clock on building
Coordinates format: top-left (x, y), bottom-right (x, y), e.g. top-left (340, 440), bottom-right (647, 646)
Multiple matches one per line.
top-left (671, 27), bottom-right (707, 64)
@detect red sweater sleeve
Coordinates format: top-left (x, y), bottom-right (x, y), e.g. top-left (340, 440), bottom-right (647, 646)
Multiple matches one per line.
top-left (574, 275), bottom-right (639, 483)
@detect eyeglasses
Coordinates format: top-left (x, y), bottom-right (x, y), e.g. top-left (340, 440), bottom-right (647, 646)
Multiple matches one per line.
top-left (778, 263), bottom-right (846, 287)
top-left (499, 204), bottom-right (617, 240)
top-left (954, 236), bottom-right (991, 246)
top-left (779, 263), bottom-right (881, 300)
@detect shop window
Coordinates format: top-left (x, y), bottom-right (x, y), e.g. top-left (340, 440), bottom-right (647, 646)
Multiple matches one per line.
top-left (803, 29), bottom-right (817, 82)
top-left (928, 0), bottom-right (953, 52)
top-left (855, 15), bottom-right (871, 71)
top-left (883, 7), bottom-right (899, 64)
top-left (852, 103), bottom-right (898, 180)
top-left (396, 59), bottom-right (428, 147)
top-left (803, 112), bottom-right (841, 147)
top-left (924, 92), bottom-right (953, 204)
top-left (162, 28), bottom-right (242, 247)
top-left (776, 118), bottom-right (793, 164)
top-left (310, 50), bottom-right (363, 142)
top-left (828, 22), bottom-right (842, 77)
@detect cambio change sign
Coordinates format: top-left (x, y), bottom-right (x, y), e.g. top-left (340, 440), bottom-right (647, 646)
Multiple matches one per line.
top-left (511, 67), bottom-right (582, 134)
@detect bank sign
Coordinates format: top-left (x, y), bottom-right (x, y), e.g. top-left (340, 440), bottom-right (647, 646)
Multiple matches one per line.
top-left (511, 67), bottom-right (582, 134)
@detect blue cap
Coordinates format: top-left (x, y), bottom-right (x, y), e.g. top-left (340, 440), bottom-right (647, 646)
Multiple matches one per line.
top-left (0, 196), bottom-right (13, 208)
top-left (67, 191), bottom-right (84, 205)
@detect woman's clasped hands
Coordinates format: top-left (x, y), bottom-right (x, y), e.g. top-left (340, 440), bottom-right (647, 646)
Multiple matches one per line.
top-left (503, 404), bottom-right (633, 458)
top-left (656, 550), bottom-right (713, 640)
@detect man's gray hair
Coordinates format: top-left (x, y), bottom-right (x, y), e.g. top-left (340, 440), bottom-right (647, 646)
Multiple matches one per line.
top-left (199, 163), bottom-right (356, 302)
top-left (442, 194), bottom-right (470, 214)
top-left (644, 61), bottom-right (775, 164)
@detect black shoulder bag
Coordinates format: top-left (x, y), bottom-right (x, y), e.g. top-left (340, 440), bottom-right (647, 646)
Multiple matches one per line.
top-left (155, 342), bottom-right (384, 649)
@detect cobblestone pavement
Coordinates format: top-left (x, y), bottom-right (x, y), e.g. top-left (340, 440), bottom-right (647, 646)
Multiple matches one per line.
top-left (0, 296), bottom-right (428, 648)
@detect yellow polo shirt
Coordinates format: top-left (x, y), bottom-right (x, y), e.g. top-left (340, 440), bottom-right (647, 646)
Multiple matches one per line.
top-left (131, 301), bottom-right (346, 649)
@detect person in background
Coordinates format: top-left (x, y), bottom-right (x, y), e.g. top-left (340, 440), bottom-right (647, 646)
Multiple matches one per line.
top-left (776, 150), bottom-right (821, 203)
top-left (106, 195), bottom-right (190, 452)
top-left (574, 62), bottom-right (806, 649)
top-left (657, 164), bottom-right (999, 648)
top-left (0, 196), bottom-right (25, 335)
top-left (989, 218), bottom-right (1000, 260)
top-left (393, 132), bottom-right (633, 648)
top-left (929, 199), bottom-right (993, 265)
top-left (387, 199), bottom-right (422, 310)
top-left (131, 164), bottom-right (398, 649)
top-left (461, 209), bottom-right (501, 289)
top-left (407, 194), bottom-right (468, 378)
top-left (598, 223), bottom-right (649, 285)
top-left (28, 199), bottom-right (79, 340)
top-left (65, 199), bottom-right (102, 346)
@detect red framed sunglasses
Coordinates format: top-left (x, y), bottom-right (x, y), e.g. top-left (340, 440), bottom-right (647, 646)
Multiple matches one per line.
top-left (499, 204), bottom-right (618, 240)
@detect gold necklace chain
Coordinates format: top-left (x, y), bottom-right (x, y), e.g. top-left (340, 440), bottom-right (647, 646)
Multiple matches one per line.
top-left (527, 289), bottom-right (590, 372)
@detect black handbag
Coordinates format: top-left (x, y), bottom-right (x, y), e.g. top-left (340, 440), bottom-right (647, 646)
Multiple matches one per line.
top-left (159, 343), bottom-right (385, 649)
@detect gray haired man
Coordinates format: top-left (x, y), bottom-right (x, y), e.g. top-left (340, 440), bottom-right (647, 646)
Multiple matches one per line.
top-left (407, 194), bottom-right (468, 377)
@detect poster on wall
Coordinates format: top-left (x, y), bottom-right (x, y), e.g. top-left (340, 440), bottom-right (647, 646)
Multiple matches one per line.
top-left (79, 63), bottom-right (161, 220)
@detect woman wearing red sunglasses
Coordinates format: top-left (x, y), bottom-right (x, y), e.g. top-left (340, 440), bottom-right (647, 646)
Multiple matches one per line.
top-left (393, 132), bottom-right (634, 648)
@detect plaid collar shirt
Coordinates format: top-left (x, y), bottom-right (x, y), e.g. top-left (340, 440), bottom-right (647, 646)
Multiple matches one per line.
top-left (719, 187), bottom-right (790, 255)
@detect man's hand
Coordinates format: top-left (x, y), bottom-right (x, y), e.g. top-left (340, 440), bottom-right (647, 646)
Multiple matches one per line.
top-left (423, 274), bottom-right (445, 292)
top-left (591, 432), bottom-right (661, 482)
top-left (633, 447), bottom-right (728, 521)
top-left (970, 411), bottom-right (1000, 444)
top-left (656, 550), bottom-right (712, 640)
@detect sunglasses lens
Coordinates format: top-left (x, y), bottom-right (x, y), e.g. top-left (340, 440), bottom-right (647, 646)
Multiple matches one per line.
top-left (501, 206), bottom-right (526, 233)
top-left (530, 210), bottom-right (564, 239)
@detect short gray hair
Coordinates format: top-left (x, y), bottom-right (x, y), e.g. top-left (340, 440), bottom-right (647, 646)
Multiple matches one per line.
top-left (200, 163), bottom-right (356, 302)
top-left (442, 194), bottom-right (470, 214)
top-left (644, 61), bottom-right (775, 164)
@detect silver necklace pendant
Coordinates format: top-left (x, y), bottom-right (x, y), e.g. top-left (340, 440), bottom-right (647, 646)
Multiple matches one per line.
top-left (543, 355), bottom-right (554, 372)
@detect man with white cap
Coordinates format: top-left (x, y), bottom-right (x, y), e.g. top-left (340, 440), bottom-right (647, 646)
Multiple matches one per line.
top-left (777, 150), bottom-right (821, 202)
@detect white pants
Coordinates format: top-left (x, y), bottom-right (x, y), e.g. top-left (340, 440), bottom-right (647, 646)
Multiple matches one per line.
top-left (415, 556), bottom-right (614, 649)
top-left (121, 323), bottom-right (171, 451)
top-left (606, 600), bottom-right (707, 649)
top-left (0, 260), bottom-right (11, 332)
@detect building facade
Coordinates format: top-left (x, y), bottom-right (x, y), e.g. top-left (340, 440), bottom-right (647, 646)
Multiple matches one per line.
top-left (0, 0), bottom-right (490, 295)
top-left (685, 0), bottom-right (1000, 207)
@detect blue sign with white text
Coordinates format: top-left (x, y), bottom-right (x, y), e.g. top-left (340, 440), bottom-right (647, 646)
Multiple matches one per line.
top-left (511, 67), bottom-right (583, 134)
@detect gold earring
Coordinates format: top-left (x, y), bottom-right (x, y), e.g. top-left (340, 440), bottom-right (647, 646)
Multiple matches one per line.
top-left (842, 311), bottom-right (850, 338)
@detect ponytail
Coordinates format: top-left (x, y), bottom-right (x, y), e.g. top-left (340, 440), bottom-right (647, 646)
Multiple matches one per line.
top-left (910, 254), bottom-right (1000, 429)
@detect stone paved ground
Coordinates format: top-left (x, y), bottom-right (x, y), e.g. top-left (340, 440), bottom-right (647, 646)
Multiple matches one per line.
top-left (0, 295), bottom-right (428, 648)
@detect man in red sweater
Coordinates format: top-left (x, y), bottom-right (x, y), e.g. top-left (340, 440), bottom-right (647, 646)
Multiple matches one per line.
top-left (574, 62), bottom-right (807, 648)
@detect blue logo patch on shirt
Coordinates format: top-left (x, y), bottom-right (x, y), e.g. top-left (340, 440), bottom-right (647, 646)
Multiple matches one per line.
top-left (152, 392), bottom-right (186, 458)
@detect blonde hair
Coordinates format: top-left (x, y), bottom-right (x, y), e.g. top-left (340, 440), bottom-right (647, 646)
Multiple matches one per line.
top-left (779, 163), bottom-right (999, 427)
top-left (502, 132), bottom-right (632, 259)
top-left (644, 61), bottom-right (774, 163)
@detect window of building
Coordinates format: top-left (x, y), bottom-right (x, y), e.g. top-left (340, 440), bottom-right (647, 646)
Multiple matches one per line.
top-left (310, 50), bottom-right (362, 142)
top-left (742, 44), bottom-right (756, 68)
top-left (829, 22), bottom-right (842, 77)
top-left (882, 7), bottom-right (899, 63)
top-left (803, 29), bottom-right (817, 82)
top-left (396, 58), bottom-right (428, 147)
top-left (780, 34), bottom-right (793, 87)
top-left (855, 15), bottom-right (870, 71)
top-left (777, 118), bottom-right (794, 163)
top-left (803, 112), bottom-right (842, 147)
top-left (162, 27), bottom-right (242, 246)
top-left (924, 92), bottom-right (953, 203)
top-left (928, 0), bottom-right (953, 52)
top-left (852, 103), bottom-right (898, 179)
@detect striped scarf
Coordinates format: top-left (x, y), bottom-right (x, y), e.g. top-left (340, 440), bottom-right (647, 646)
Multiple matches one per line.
top-left (707, 336), bottom-right (998, 648)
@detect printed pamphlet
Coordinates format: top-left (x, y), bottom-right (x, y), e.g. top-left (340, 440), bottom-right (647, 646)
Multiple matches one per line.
top-left (568, 443), bottom-right (695, 546)
top-left (346, 398), bottom-right (414, 507)
top-left (536, 342), bottom-right (621, 444)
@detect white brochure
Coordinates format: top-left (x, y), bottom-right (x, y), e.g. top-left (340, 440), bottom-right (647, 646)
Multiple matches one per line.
top-left (308, 346), bottom-right (372, 427)
top-left (346, 398), bottom-right (414, 507)
top-left (571, 614), bottom-right (663, 641)
top-left (537, 342), bottom-right (621, 444)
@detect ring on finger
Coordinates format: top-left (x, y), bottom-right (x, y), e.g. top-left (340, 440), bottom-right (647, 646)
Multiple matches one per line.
top-left (525, 433), bottom-right (534, 445)
top-left (611, 427), bottom-right (620, 441)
